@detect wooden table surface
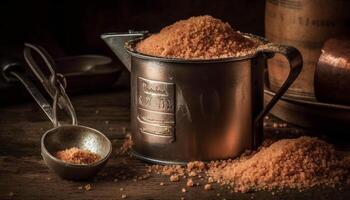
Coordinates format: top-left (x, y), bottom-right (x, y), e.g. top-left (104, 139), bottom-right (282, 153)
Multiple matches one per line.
top-left (1, 88), bottom-right (349, 200)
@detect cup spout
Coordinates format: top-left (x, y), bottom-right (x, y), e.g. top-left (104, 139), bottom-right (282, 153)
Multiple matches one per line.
top-left (101, 31), bottom-right (148, 72)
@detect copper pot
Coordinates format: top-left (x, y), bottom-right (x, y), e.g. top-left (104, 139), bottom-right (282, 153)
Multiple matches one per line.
top-left (265, 0), bottom-right (350, 98)
top-left (315, 37), bottom-right (350, 105)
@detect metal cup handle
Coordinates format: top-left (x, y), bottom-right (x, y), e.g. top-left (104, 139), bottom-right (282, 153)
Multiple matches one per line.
top-left (254, 43), bottom-right (303, 124)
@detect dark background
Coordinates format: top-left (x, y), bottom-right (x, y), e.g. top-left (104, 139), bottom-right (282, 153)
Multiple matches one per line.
top-left (0, 0), bottom-right (265, 104)
top-left (0, 0), bottom-right (265, 59)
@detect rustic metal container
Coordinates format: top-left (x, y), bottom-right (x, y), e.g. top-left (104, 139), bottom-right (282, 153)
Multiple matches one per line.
top-left (102, 32), bottom-right (302, 164)
top-left (265, 0), bottom-right (350, 98)
top-left (315, 37), bottom-right (350, 105)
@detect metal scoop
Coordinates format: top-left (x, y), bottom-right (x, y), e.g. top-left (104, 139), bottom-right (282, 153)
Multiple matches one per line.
top-left (3, 43), bottom-right (112, 180)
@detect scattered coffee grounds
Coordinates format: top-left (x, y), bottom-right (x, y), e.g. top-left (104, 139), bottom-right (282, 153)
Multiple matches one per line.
top-left (146, 137), bottom-right (350, 193)
top-left (135, 15), bottom-right (259, 59)
top-left (55, 147), bottom-right (101, 165)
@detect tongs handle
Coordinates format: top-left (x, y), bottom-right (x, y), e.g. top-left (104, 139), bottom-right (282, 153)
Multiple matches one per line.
top-left (10, 71), bottom-right (59, 125)
top-left (0, 57), bottom-right (58, 125)
top-left (23, 43), bottom-right (77, 127)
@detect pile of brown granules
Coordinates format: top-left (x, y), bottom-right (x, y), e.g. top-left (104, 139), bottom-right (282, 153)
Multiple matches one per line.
top-left (55, 147), bottom-right (101, 165)
top-left (208, 136), bottom-right (349, 192)
top-left (146, 137), bottom-right (350, 193)
top-left (135, 15), bottom-right (259, 59)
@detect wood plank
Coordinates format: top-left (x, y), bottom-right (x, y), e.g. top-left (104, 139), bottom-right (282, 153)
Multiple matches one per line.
top-left (0, 89), bottom-right (349, 200)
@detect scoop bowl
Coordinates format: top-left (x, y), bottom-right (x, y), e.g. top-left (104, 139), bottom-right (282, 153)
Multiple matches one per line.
top-left (41, 125), bottom-right (112, 180)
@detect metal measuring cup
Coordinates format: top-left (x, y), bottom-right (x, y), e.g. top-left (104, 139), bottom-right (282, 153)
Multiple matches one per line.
top-left (3, 43), bottom-right (112, 180)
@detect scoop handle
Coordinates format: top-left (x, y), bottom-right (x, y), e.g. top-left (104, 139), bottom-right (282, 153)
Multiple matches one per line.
top-left (255, 43), bottom-right (303, 124)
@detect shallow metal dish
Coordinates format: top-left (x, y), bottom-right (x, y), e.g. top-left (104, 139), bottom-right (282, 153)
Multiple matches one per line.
top-left (264, 86), bottom-right (350, 133)
top-left (55, 55), bottom-right (122, 94)
top-left (1, 55), bottom-right (122, 104)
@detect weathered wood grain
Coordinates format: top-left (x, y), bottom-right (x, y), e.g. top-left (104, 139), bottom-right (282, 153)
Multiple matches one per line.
top-left (0, 89), bottom-right (349, 200)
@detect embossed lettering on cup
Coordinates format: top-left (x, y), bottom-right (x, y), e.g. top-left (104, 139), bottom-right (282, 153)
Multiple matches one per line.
top-left (137, 77), bottom-right (175, 143)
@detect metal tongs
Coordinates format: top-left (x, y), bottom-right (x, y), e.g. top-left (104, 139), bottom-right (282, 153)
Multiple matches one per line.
top-left (2, 43), bottom-right (111, 180)
top-left (10, 43), bottom-right (77, 126)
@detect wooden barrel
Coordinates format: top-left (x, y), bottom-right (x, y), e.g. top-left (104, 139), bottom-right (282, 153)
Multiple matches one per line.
top-left (265, 0), bottom-right (350, 98)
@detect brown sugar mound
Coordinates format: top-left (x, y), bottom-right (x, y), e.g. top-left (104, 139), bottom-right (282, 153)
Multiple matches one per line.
top-left (207, 136), bottom-right (349, 192)
top-left (55, 147), bottom-right (101, 165)
top-left (135, 15), bottom-right (259, 59)
top-left (145, 137), bottom-right (350, 193)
